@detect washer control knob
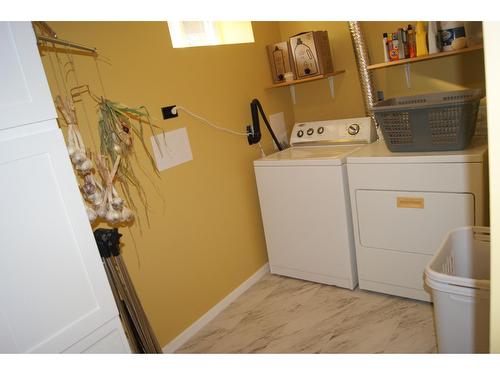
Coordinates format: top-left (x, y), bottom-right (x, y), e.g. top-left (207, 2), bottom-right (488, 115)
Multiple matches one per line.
top-left (307, 128), bottom-right (314, 136)
top-left (297, 130), bottom-right (304, 137)
top-left (347, 123), bottom-right (360, 135)
top-left (317, 126), bottom-right (324, 134)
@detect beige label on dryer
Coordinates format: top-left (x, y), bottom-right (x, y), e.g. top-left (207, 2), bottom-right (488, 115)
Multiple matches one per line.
top-left (397, 196), bottom-right (425, 209)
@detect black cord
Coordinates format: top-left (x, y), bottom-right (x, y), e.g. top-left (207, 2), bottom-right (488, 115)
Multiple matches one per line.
top-left (249, 99), bottom-right (283, 151)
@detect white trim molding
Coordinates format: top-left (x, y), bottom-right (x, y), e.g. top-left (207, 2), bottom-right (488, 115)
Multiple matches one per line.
top-left (162, 263), bottom-right (270, 353)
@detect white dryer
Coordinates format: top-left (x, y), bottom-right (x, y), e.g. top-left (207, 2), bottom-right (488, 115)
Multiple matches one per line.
top-left (253, 117), bottom-right (377, 289)
top-left (346, 137), bottom-right (488, 301)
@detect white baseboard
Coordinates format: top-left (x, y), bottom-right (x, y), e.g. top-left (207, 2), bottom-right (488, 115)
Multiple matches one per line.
top-left (162, 262), bottom-right (270, 353)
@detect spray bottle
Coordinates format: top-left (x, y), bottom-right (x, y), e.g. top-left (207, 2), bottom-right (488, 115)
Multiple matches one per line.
top-left (382, 33), bottom-right (390, 62)
top-left (407, 24), bottom-right (416, 58)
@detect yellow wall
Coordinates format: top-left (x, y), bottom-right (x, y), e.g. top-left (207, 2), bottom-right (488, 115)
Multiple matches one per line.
top-left (277, 21), bottom-right (485, 122)
top-left (41, 21), bottom-right (294, 347)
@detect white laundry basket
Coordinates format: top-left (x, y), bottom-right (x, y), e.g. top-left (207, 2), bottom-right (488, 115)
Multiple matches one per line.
top-left (424, 226), bottom-right (490, 353)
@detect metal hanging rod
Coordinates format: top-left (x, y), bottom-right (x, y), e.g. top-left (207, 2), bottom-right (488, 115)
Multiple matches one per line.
top-left (37, 34), bottom-right (97, 54)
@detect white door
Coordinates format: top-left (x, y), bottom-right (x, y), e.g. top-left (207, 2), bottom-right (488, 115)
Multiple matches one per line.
top-left (0, 22), bottom-right (56, 130)
top-left (0, 126), bottom-right (120, 353)
top-left (0, 21), bottom-right (129, 353)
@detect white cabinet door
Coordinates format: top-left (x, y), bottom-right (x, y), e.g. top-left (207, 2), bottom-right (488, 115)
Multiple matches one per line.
top-left (0, 126), bottom-right (120, 353)
top-left (63, 317), bottom-right (131, 354)
top-left (0, 22), bottom-right (56, 130)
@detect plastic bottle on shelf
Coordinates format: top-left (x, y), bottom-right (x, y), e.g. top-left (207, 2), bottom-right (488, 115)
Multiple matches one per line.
top-left (428, 21), bottom-right (441, 54)
top-left (407, 24), bottom-right (416, 58)
top-left (389, 33), bottom-right (400, 61)
top-left (397, 28), bottom-right (406, 59)
top-left (383, 33), bottom-right (390, 62)
top-left (402, 27), bottom-right (410, 58)
top-left (416, 21), bottom-right (428, 57)
top-left (439, 21), bottom-right (466, 51)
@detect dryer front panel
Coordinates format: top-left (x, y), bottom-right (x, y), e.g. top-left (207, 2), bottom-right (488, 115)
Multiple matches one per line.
top-left (355, 189), bottom-right (475, 256)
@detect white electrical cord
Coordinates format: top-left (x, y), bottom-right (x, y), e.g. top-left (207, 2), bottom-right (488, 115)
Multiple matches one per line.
top-left (172, 105), bottom-right (249, 137)
top-left (257, 142), bottom-right (266, 157)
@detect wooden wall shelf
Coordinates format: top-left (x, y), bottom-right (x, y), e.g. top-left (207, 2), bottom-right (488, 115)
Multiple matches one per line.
top-left (367, 44), bottom-right (483, 71)
top-left (268, 70), bottom-right (345, 89)
top-left (267, 70), bottom-right (346, 104)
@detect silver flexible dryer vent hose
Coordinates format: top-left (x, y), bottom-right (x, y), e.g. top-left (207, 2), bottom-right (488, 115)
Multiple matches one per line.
top-left (348, 21), bottom-right (378, 125)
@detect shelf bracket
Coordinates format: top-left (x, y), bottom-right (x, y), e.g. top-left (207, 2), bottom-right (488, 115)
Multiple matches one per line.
top-left (328, 76), bottom-right (335, 99)
top-left (289, 85), bottom-right (296, 105)
top-left (404, 64), bottom-right (412, 89)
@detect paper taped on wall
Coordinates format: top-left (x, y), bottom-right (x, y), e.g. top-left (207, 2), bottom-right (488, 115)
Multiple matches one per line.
top-left (151, 127), bottom-right (193, 171)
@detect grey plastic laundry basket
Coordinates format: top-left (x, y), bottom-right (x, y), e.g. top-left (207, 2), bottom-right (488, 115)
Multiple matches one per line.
top-left (373, 89), bottom-right (483, 152)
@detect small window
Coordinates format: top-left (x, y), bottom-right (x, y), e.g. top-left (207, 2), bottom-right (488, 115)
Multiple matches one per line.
top-left (168, 21), bottom-right (254, 48)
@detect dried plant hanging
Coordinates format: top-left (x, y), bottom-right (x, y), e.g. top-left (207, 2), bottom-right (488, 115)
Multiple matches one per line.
top-left (95, 154), bottom-right (135, 224)
top-left (68, 83), bottom-right (165, 228)
top-left (55, 95), bottom-right (134, 225)
top-left (97, 98), bottom-right (163, 225)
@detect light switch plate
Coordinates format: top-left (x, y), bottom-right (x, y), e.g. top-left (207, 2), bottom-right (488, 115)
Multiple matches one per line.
top-left (151, 127), bottom-right (193, 171)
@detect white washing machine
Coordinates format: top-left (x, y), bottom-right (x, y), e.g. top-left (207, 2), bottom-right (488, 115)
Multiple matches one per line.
top-left (253, 117), bottom-right (377, 289)
top-left (346, 137), bottom-right (488, 301)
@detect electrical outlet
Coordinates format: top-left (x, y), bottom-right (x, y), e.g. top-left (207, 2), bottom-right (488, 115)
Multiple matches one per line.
top-left (161, 105), bottom-right (178, 120)
top-left (151, 127), bottom-right (193, 171)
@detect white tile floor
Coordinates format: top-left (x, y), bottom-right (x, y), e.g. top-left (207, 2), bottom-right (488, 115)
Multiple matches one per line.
top-left (177, 274), bottom-right (437, 353)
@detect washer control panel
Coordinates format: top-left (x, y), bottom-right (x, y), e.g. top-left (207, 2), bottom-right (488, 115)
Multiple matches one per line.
top-left (290, 117), bottom-right (377, 146)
